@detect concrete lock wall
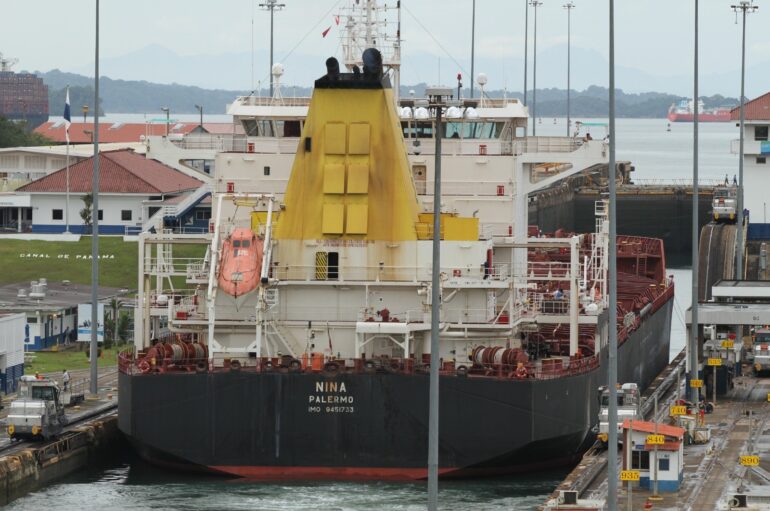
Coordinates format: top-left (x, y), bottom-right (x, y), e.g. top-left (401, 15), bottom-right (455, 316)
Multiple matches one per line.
top-left (0, 416), bottom-right (123, 506)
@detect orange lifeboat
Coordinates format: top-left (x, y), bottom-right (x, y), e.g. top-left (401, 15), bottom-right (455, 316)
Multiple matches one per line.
top-left (217, 227), bottom-right (264, 297)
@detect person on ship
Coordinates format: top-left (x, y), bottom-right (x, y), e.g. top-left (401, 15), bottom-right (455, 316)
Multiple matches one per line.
top-left (553, 287), bottom-right (564, 300)
top-left (584, 132), bottom-right (593, 141)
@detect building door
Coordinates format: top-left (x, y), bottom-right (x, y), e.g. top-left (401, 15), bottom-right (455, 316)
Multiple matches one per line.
top-left (412, 164), bottom-right (427, 194)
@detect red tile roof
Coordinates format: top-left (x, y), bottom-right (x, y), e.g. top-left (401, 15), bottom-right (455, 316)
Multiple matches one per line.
top-left (731, 92), bottom-right (770, 120)
top-left (622, 419), bottom-right (685, 439)
top-left (17, 149), bottom-right (202, 194)
top-left (34, 122), bottom-right (237, 144)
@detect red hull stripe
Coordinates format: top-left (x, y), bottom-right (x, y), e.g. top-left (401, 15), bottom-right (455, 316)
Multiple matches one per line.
top-left (209, 465), bottom-right (457, 481)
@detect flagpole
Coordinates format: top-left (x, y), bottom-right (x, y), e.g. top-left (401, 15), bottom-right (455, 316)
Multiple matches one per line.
top-left (65, 86), bottom-right (71, 234)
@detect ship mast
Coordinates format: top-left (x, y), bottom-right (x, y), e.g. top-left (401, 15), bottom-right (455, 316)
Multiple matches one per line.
top-left (340, 0), bottom-right (401, 100)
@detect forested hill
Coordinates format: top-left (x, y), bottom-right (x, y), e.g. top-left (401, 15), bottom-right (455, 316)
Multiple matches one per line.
top-left (38, 70), bottom-right (738, 118)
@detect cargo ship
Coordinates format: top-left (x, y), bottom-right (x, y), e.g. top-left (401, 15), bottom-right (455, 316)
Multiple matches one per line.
top-left (0, 52), bottom-right (48, 129)
top-left (667, 99), bottom-right (731, 123)
top-left (118, 41), bottom-right (674, 479)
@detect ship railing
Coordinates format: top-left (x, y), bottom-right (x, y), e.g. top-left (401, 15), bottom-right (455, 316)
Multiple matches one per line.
top-left (143, 257), bottom-right (208, 277)
top-left (118, 350), bottom-right (600, 381)
top-left (514, 136), bottom-right (583, 154)
top-left (235, 95), bottom-right (311, 107)
top-left (271, 264), bottom-right (511, 283)
top-left (169, 133), bottom-right (248, 152)
top-left (429, 180), bottom-right (514, 196)
top-left (406, 139), bottom-right (512, 157)
top-left (628, 178), bottom-right (724, 188)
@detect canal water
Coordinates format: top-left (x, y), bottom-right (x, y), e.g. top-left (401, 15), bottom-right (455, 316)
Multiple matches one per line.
top-left (7, 118), bottom-right (719, 510)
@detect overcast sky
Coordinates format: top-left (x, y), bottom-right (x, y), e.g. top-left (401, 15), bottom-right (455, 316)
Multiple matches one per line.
top-left (2, 1), bottom-right (767, 94)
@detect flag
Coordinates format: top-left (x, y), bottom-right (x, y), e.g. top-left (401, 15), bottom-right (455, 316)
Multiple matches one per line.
top-left (322, 26), bottom-right (332, 38)
top-left (334, 15), bottom-right (340, 25)
top-left (63, 87), bottom-right (71, 144)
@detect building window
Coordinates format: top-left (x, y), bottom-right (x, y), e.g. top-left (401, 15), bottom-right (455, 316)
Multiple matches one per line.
top-left (757, 157), bottom-right (767, 164)
top-left (658, 458), bottom-right (670, 472)
top-left (264, 166), bottom-right (271, 176)
top-left (52, 209), bottom-right (63, 220)
top-left (755, 126), bottom-right (769, 141)
top-left (631, 450), bottom-right (650, 470)
top-left (121, 210), bottom-right (132, 221)
top-left (97, 210), bottom-right (103, 221)
top-left (195, 209), bottom-right (212, 220)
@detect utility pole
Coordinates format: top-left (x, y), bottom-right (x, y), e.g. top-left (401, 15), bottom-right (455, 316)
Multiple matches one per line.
top-left (690, 0), bottom-right (701, 404)
top-left (607, 0), bottom-right (619, 509)
top-left (426, 86), bottom-right (451, 511)
top-left (733, 1), bottom-right (757, 283)
top-left (90, 0), bottom-right (101, 396)
top-left (260, 0), bottom-right (286, 98)
top-left (564, 2), bottom-right (575, 137)
top-left (523, 0), bottom-right (529, 107)
top-left (530, 0), bottom-right (542, 136)
top-left (470, 0), bottom-right (476, 98)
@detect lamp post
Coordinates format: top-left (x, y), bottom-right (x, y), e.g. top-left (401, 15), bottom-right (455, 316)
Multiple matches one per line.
top-left (90, 0), bottom-right (101, 397)
top-left (732, 0), bottom-right (757, 284)
top-left (425, 86), bottom-right (452, 511)
top-left (260, 0), bottom-right (286, 98)
top-left (195, 104), bottom-right (203, 129)
top-left (161, 107), bottom-right (170, 136)
top-left (523, 0), bottom-right (528, 107)
top-left (564, 2), bottom-right (575, 137)
top-left (690, 0), bottom-right (701, 405)
top-left (82, 105), bottom-right (89, 123)
top-left (530, 0), bottom-right (542, 136)
top-left (607, 0), bottom-right (619, 509)
top-left (470, 0), bottom-right (476, 98)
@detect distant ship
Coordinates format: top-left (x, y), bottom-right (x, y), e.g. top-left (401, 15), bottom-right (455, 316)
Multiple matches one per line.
top-left (667, 99), bottom-right (731, 123)
top-left (0, 52), bottom-right (49, 130)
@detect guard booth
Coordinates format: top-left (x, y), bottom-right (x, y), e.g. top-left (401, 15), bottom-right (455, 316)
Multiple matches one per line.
top-left (622, 420), bottom-right (686, 492)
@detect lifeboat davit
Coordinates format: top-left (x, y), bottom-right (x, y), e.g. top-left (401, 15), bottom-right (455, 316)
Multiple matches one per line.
top-left (217, 227), bottom-right (264, 297)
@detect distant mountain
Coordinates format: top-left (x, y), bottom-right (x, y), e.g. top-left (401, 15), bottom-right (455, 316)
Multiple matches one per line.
top-left (63, 43), bottom-right (766, 98)
top-left (37, 69), bottom-right (739, 118)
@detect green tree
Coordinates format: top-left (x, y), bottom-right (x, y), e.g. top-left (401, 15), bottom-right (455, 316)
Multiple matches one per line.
top-left (0, 116), bottom-right (51, 148)
top-left (80, 193), bottom-right (93, 232)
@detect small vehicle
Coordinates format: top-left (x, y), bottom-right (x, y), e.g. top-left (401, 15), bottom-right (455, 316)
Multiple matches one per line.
top-left (753, 328), bottom-right (770, 375)
top-left (6, 376), bottom-right (67, 441)
top-left (595, 383), bottom-right (641, 445)
top-left (712, 184), bottom-right (737, 223)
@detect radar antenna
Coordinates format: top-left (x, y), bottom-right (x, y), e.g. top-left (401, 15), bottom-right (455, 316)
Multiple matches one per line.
top-left (0, 53), bottom-right (19, 72)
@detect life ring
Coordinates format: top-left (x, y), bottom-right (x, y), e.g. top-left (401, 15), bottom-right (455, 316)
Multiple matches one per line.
top-left (195, 361), bottom-right (207, 373)
top-left (456, 365), bottom-right (468, 377)
top-left (263, 360), bottom-right (274, 372)
top-left (138, 360), bottom-right (151, 374)
top-left (514, 364), bottom-right (528, 379)
top-left (230, 360), bottom-right (242, 371)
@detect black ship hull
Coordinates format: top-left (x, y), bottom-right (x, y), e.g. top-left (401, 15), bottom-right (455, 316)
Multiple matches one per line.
top-left (118, 299), bottom-right (672, 479)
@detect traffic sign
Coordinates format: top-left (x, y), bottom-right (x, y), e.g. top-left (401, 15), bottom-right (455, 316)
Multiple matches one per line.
top-left (722, 339), bottom-right (734, 349)
top-left (707, 358), bottom-right (722, 366)
top-left (740, 455), bottom-right (760, 467)
top-left (646, 434), bottom-right (665, 445)
top-left (690, 379), bottom-right (703, 388)
top-left (670, 405), bottom-right (687, 416)
top-left (620, 470), bottom-right (640, 481)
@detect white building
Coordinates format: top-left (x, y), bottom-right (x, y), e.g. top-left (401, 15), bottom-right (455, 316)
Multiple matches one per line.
top-left (622, 419), bottom-right (686, 492)
top-left (14, 149), bottom-right (203, 235)
top-left (0, 312), bottom-right (25, 393)
top-left (730, 92), bottom-right (770, 232)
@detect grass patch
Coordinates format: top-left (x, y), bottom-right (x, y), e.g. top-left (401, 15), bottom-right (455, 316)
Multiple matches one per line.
top-left (0, 237), bottom-right (206, 289)
top-left (26, 346), bottom-right (124, 373)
